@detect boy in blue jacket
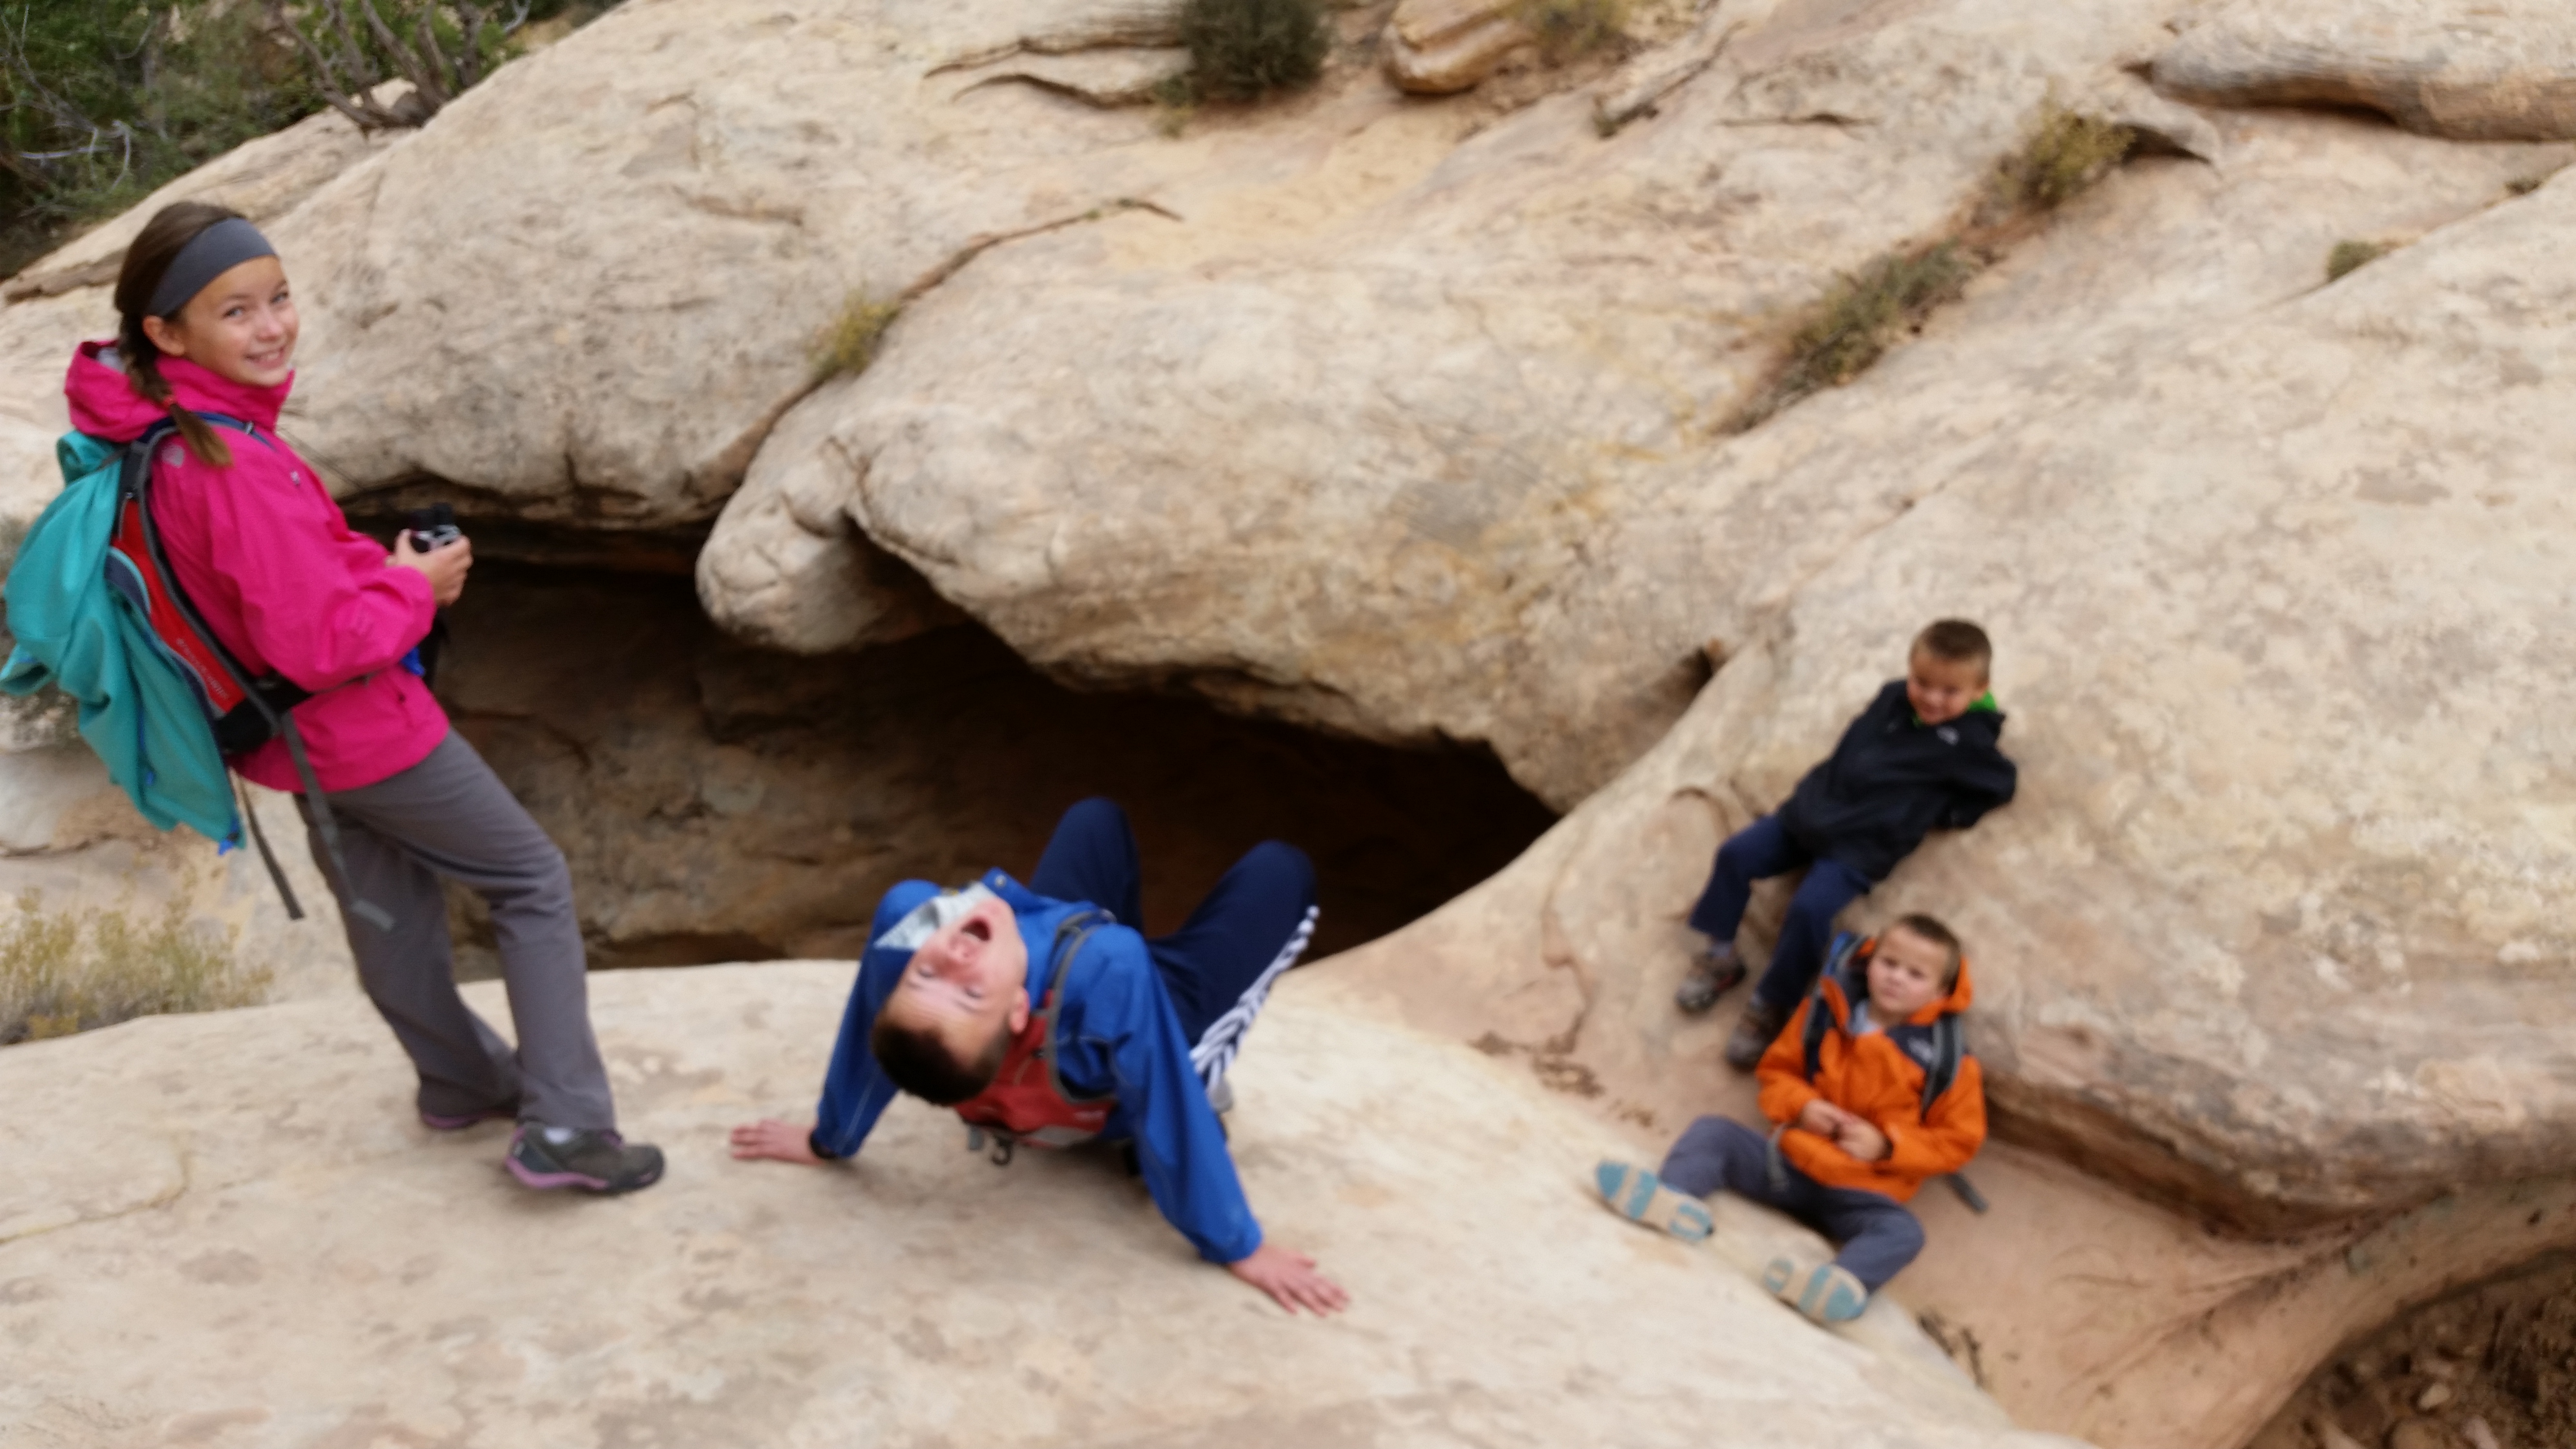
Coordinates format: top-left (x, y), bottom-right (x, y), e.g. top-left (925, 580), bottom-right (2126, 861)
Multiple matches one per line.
top-left (730, 798), bottom-right (1349, 1316)
top-left (1674, 620), bottom-right (2016, 1071)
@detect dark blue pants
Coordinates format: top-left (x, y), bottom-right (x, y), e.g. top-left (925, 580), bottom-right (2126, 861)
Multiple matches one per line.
top-left (1686, 814), bottom-right (1872, 1009)
top-left (1030, 798), bottom-right (1318, 1085)
top-left (1658, 1115), bottom-right (1925, 1291)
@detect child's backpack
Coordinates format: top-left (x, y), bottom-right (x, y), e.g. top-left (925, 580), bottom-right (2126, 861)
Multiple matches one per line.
top-left (1, 417), bottom-right (390, 929)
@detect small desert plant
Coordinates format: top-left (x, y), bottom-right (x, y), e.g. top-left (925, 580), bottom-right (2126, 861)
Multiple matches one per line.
top-left (1513, 0), bottom-right (1628, 63)
top-left (1991, 98), bottom-right (2134, 213)
top-left (1730, 242), bottom-right (1979, 430)
top-left (813, 290), bottom-right (902, 380)
top-left (2324, 239), bottom-right (2390, 283)
top-left (0, 889), bottom-right (267, 1045)
top-left (1176, 0), bottom-right (1329, 104)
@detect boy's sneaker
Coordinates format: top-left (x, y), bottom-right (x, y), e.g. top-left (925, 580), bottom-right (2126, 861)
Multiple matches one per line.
top-left (507, 1123), bottom-right (665, 1194)
top-left (1674, 946), bottom-right (1745, 1014)
top-left (1723, 998), bottom-right (1789, 1071)
top-left (1765, 1256), bottom-right (1868, 1324)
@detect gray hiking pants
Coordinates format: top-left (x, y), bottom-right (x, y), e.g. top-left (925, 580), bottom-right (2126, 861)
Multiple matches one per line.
top-left (295, 730), bottom-right (615, 1130)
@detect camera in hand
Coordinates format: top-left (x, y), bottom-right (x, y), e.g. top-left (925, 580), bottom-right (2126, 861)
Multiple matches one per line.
top-left (404, 502), bottom-right (464, 552)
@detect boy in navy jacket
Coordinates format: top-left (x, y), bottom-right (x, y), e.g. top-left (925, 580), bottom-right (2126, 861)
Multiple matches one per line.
top-left (731, 798), bottom-right (1348, 1316)
top-left (1674, 620), bottom-right (2016, 1070)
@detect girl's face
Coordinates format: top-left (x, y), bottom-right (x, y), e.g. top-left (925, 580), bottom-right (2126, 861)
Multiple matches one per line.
top-left (141, 255), bottom-right (298, 388)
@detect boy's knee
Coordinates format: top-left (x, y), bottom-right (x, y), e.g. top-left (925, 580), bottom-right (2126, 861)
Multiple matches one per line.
top-left (1060, 797), bottom-right (1131, 835)
top-left (1242, 840), bottom-right (1316, 905)
top-left (1672, 1113), bottom-right (1757, 1159)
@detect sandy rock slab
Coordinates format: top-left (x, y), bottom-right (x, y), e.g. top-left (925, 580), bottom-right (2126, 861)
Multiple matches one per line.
top-left (2154, 0), bottom-right (2576, 141)
top-left (0, 964), bottom-right (2081, 1449)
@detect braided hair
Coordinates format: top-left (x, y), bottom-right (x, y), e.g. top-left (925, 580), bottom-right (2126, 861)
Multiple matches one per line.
top-left (109, 201), bottom-right (246, 469)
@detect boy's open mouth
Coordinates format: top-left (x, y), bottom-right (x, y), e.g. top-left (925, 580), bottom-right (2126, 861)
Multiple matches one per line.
top-left (960, 917), bottom-right (992, 943)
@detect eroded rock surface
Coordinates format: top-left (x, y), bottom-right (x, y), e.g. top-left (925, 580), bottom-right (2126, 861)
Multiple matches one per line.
top-left (0, 964), bottom-right (2077, 1449)
top-left (2154, 0), bottom-right (2576, 142)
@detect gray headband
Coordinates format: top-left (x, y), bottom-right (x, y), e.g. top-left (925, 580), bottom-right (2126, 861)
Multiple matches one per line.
top-left (149, 218), bottom-right (277, 318)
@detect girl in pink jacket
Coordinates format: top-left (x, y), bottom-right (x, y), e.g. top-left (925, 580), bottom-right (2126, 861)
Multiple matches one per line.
top-left (89, 201), bottom-right (660, 1194)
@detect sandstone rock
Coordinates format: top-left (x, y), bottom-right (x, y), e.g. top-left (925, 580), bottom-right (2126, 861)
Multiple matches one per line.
top-left (1306, 130), bottom-right (2576, 1449)
top-left (0, 0), bottom-right (1229, 534)
top-left (0, 963), bottom-right (2084, 1448)
top-left (2152, 0), bottom-right (2576, 142)
top-left (1383, 0), bottom-right (1533, 95)
top-left (703, 0), bottom-right (2197, 803)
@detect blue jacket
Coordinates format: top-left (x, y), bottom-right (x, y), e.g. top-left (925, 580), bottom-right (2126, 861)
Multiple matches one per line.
top-left (814, 870), bottom-right (1262, 1265)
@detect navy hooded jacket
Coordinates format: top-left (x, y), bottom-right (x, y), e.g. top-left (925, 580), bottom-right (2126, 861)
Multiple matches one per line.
top-left (1778, 679), bottom-right (2017, 882)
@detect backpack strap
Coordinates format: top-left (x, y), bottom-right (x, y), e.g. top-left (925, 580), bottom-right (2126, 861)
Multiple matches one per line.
top-left (1801, 931), bottom-right (1867, 1080)
top-left (1919, 1013), bottom-right (1963, 1116)
top-left (1033, 909), bottom-right (1115, 1109)
top-left (122, 424), bottom-right (392, 933)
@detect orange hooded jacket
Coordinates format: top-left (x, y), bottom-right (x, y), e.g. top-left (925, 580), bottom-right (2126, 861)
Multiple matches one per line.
top-left (1755, 939), bottom-right (1986, 1202)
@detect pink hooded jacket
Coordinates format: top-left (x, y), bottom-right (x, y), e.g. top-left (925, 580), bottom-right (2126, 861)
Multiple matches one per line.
top-left (64, 342), bottom-right (448, 793)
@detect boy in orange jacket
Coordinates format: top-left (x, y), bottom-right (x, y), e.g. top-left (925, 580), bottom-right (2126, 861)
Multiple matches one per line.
top-left (1594, 914), bottom-right (1985, 1323)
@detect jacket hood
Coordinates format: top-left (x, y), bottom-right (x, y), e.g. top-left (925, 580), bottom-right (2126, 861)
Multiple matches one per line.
top-left (1826, 936), bottom-right (1976, 1028)
top-left (65, 340), bottom-right (291, 440)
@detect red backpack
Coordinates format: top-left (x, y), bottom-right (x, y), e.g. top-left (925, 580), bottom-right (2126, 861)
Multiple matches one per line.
top-left (956, 911), bottom-right (1114, 1163)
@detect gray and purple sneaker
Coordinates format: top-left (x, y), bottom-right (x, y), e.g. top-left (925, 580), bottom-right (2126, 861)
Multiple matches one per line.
top-left (420, 1099), bottom-right (519, 1131)
top-left (506, 1124), bottom-right (665, 1194)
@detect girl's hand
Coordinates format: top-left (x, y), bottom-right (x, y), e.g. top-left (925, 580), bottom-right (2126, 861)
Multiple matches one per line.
top-left (392, 531), bottom-right (472, 606)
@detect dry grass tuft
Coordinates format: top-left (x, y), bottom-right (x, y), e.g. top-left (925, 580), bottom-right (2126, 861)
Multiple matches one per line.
top-left (1176, 0), bottom-right (1329, 104)
top-left (1990, 98), bottom-right (2135, 214)
top-left (2324, 239), bottom-right (2391, 283)
top-left (1, 889), bottom-right (267, 1046)
top-left (1728, 243), bottom-right (1980, 433)
top-left (813, 291), bottom-right (903, 381)
top-left (1513, 0), bottom-right (1629, 63)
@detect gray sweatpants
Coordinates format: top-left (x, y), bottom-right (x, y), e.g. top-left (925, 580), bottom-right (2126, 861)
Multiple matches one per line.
top-left (294, 730), bottom-right (615, 1130)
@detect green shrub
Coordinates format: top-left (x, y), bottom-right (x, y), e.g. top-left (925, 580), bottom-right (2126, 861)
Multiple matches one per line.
top-left (1991, 98), bottom-right (2134, 213)
top-left (0, 889), bottom-right (267, 1045)
top-left (2325, 239), bottom-right (2390, 283)
top-left (1513, 0), bottom-right (1628, 62)
top-left (1176, 0), bottom-right (1329, 104)
top-left (1731, 242), bottom-right (1979, 430)
top-left (813, 290), bottom-right (902, 380)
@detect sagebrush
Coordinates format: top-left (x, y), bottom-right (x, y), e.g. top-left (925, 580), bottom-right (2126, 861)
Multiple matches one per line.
top-left (1176, 0), bottom-right (1329, 104)
top-left (1990, 99), bottom-right (2134, 214)
top-left (1513, 0), bottom-right (1628, 63)
top-left (813, 290), bottom-right (902, 380)
top-left (0, 890), bottom-right (267, 1045)
top-left (2325, 239), bottom-right (2390, 282)
top-left (1730, 243), bottom-right (1980, 431)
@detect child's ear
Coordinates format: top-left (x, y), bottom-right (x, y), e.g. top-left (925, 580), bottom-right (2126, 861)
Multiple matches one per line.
top-left (1006, 987), bottom-right (1030, 1035)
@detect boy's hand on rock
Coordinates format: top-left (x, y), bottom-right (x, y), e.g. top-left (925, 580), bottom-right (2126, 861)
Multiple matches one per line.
top-left (729, 1117), bottom-right (823, 1165)
top-left (1228, 1242), bottom-right (1349, 1317)
top-left (1835, 1119), bottom-right (1891, 1162)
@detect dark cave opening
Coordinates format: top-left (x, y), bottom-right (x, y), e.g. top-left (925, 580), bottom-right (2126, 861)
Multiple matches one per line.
top-left (430, 562), bottom-right (1560, 973)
